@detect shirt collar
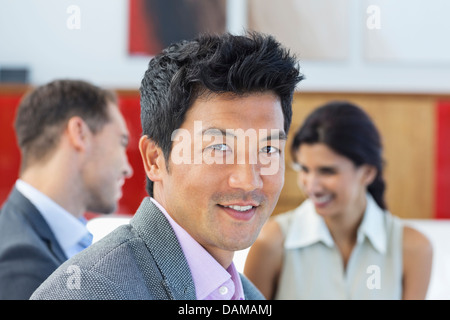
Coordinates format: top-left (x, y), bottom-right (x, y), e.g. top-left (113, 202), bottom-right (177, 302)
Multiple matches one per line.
top-left (15, 180), bottom-right (90, 257)
top-left (356, 194), bottom-right (387, 253)
top-left (284, 193), bottom-right (387, 253)
top-left (150, 197), bottom-right (244, 300)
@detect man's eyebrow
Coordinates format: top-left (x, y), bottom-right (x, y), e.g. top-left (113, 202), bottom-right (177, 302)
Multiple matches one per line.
top-left (201, 127), bottom-right (236, 138)
top-left (261, 130), bottom-right (287, 141)
top-left (200, 127), bottom-right (287, 141)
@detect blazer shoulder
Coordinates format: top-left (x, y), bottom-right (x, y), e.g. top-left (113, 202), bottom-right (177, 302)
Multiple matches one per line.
top-left (0, 187), bottom-right (66, 262)
top-left (34, 198), bottom-right (197, 300)
top-left (31, 224), bottom-right (160, 300)
top-left (0, 188), bottom-right (65, 299)
top-left (0, 187), bottom-right (49, 239)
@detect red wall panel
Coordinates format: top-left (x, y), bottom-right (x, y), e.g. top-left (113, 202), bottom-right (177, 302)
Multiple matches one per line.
top-left (0, 94), bottom-right (22, 205)
top-left (435, 100), bottom-right (450, 219)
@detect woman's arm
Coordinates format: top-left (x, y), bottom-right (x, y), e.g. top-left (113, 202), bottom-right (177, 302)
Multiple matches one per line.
top-left (244, 218), bottom-right (284, 299)
top-left (402, 225), bottom-right (433, 300)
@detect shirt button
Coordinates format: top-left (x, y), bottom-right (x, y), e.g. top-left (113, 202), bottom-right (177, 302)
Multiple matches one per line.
top-left (219, 286), bottom-right (228, 295)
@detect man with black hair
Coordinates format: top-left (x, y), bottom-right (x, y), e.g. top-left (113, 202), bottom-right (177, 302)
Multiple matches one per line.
top-left (31, 32), bottom-right (304, 300)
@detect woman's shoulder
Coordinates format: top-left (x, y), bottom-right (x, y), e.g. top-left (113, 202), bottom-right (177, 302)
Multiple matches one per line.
top-left (400, 223), bottom-right (434, 299)
top-left (254, 216), bottom-right (285, 253)
top-left (380, 210), bottom-right (432, 255)
top-left (402, 224), bottom-right (433, 256)
top-left (383, 210), bottom-right (433, 254)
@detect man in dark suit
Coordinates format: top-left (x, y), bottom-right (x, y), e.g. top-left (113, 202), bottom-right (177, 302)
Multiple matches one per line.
top-left (31, 32), bottom-right (304, 300)
top-left (0, 80), bottom-right (133, 299)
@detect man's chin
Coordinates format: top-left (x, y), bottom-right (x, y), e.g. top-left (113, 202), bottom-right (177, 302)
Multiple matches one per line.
top-left (88, 202), bottom-right (117, 215)
top-left (220, 234), bottom-right (258, 252)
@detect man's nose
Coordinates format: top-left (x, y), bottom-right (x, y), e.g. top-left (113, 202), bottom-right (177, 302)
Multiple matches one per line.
top-left (123, 155), bottom-right (133, 179)
top-left (228, 162), bottom-right (263, 192)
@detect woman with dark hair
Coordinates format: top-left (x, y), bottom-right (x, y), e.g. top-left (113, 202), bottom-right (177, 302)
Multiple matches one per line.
top-left (244, 101), bottom-right (433, 300)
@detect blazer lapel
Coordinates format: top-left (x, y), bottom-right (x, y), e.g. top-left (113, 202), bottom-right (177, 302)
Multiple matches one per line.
top-left (8, 187), bottom-right (67, 263)
top-left (130, 197), bottom-right (196, 300)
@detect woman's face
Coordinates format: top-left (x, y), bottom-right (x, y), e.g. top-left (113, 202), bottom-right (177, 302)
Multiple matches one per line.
top-left (295, 143), bottom-right (375, 217)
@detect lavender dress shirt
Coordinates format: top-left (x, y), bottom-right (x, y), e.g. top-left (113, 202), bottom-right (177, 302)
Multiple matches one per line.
top-left (150, 198), bottom-right (244, 300)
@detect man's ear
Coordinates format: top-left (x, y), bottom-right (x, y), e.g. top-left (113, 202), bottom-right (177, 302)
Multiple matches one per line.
top-left (139, 135), bottom-right (166, 182)
top-left (66, 116), bottom-right (92, 151)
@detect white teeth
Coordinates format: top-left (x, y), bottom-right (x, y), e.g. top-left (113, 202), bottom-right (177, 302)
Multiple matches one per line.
top-left (224, 205), bottom-right (253, 212)
top-left (311, 194), bottom-right (332, 204)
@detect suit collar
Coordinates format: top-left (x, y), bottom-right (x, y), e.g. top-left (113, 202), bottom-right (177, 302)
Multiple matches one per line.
top-left (130, 197), bottom-right (196, 300)
top-left (7, 186), bottom-right (67, 263)
top-left (15, 180), bottom-right (89, 258)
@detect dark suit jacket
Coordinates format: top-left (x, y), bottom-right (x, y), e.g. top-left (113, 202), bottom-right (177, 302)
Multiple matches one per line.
top-left (0, 187), bottom-right (67, 300)
top-left (31, 197), bottom-right (265, 300)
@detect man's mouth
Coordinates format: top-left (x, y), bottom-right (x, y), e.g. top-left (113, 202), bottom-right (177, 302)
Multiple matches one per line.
top-left (223, 205), bottom-right (254, 212)
top-left (218, 203), bottom-right (258, 221)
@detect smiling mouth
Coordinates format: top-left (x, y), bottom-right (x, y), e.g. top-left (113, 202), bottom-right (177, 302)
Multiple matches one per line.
top-left (309, 194), bottom-right (333, 207)
top-left (223, 205), bottom-right (253, 211)
top-left (218, 204), bottom-right (258, 221)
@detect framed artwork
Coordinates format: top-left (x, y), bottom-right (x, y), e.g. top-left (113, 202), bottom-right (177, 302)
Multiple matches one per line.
top-left (248, 0), bottom-right (350, 61)
top-left (129, 0), bottom-right (226, 55)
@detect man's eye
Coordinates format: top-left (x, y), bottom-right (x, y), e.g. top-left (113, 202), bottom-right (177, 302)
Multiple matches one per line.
top-left (261, 146), bottom-right (280, 154)
top-left (209, 144), bottom-right (229, 152)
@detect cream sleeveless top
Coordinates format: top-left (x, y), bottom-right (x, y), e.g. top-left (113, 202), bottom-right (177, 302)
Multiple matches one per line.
top-left (274, 194), bottom-right (403, 300)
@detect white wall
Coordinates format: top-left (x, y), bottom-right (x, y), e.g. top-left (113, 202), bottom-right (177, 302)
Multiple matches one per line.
top-left (1, 0), bottom-right (450, 93)
top-left (299, 0), bottom-right (450, 94)
top-left (0, 0), bottom-right (148, 89)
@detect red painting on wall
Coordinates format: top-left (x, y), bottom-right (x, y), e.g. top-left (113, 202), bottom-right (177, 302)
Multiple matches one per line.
top-left (129, 0), bottom-right (226, 56)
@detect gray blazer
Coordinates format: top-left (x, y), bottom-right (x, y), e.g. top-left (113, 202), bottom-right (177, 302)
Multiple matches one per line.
top-left (31, 197), bottom-right (264, 300)
top-left (0, 187), bottom-right (67, 300)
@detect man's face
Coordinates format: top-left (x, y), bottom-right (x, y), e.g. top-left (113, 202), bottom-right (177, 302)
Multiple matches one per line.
top-left (82, 103), bottom-right (133, 213)
top-left (155, 92), bottom-right (286, 257)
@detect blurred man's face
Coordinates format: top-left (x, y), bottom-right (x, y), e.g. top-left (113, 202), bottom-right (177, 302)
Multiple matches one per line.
top-left (83, 103), bottom-right (133, 213)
